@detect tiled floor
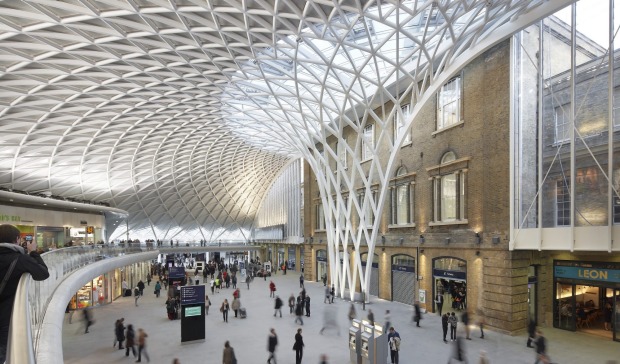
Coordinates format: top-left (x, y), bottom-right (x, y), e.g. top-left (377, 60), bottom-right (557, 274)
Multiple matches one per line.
top-left (62, 272), bottom-right (620, 364)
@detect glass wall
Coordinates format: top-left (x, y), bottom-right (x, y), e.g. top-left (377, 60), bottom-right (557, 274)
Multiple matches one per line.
top-left (513, 0), bottom-right (620, 248)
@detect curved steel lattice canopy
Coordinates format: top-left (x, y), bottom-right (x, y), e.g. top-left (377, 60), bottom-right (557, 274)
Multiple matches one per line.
top-left (0, 0), bottom-right (569, 242)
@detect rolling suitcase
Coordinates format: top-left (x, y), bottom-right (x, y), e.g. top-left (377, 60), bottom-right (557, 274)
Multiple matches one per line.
top-left (239, 307), bottom-right (247, 318)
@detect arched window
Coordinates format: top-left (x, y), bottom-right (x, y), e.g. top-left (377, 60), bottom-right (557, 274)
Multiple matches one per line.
top-left (429, 151), bottom-right (468, 224)
top-left (390, 166), bottom-right (415, 226)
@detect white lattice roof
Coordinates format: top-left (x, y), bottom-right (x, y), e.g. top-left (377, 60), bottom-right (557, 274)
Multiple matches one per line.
top-left (0, 0), bottom-right (568, 241)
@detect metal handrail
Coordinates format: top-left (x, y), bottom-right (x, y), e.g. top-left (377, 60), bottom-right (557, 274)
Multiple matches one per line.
top-left (6, 242), bottom-right (261, 364)
top-left (7, 245), bottom-right (153, 364)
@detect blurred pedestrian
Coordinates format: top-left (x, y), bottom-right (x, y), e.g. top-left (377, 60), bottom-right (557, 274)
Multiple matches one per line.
top-left (222, 340), bottom-right (236, 364)
top-left (136, 328), bottom-right (150, 362)
top-left (383, 310), bottom-right (391, 333)
top-left (449, 312), bottom-right (458, 341)
top-left (442, 313), bottom-right (449, 343)
top-left (479, 350), bottom-right (489, 364)
top-left (125, 324), bottom-right (136, 358)
top-left (267, 328), bottom-right (278, 364)
top-left (299, 273), bottom-right (304, 288)
top-left (274, 295), bottom-right (283, 317)
top-left (534, 329), bottom-right (549, 364)
top-left (305, 295), bottom-right (311, 317)
top-left (319, 354), bottom-right (328, 364)
top-left (289, 293), bottom-right (296, 314)
top-left (462, 310), bottom-right (471, 340)
top-left (348, 303), bottom-right (356, 322)
top-left (413, 301), bottom-right (422, 327)
top-left (83, 308), bottom-right (94, 334)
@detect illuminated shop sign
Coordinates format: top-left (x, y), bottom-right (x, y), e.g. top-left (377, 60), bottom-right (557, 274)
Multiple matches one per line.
top-left (554, 261), bottom-right (620, 284)
top-left (0, 214), bottom-right (21, 222)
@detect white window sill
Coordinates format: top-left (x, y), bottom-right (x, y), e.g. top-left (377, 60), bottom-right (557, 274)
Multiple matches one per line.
top-left (401, 141), bottom-right (412, 148)
top-left (314, 229), bottom-right (326, 233)
top-left (388, 223), bottom-right (416, 229)
top-left (428, 219), bottom-right (468, 226)
top-left (432, 120), bottom-right (464, 136)
top-left (361, 158), bottom-right (372, 164)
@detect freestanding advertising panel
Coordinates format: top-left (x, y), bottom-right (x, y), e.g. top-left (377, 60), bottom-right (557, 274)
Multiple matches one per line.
top-left (180, 285), bottom-right (205, 343)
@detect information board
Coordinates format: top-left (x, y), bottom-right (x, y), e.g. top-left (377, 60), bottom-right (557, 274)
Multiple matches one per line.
top-left (181, 285), bottom-right (205, 305)
top-left (169, 266), bottom-right (186, 278)
top-left (185, 306), bottom-right (201, 317)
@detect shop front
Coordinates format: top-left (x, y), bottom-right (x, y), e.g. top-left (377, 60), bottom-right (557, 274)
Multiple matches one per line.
top-left (553, 260), bottom-right (620, 341)
top-left (288, 246), bottom-right (296, 270)
top-left (433, 257), bottom-right (467, 312)
top-left (69, 274), bottom-right (111, 310)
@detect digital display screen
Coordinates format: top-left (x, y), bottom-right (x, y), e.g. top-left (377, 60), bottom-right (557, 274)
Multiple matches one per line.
top-left (185, 306), bottom-right (201, 317)
top-left (24, 235), bottom-right (33, 241)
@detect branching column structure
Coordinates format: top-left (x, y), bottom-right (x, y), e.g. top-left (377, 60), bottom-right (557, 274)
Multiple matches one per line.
top-left (284, 0), bottom-right (576, 301)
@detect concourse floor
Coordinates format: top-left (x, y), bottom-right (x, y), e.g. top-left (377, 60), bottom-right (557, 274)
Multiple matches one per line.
top-left (63, 272), bottom-right (619, 364)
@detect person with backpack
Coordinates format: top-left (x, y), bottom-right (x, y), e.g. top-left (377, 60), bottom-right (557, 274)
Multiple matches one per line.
top-left (387, 327), bottom-right (401, 364)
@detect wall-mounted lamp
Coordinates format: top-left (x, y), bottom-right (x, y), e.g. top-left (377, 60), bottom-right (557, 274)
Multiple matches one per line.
top-left (419, 235), bottom-right (425, 244)
top-left (381, 235), bottom-right (386, 244)
top-left (445, 237), bottom-right (451, 245)
top-left (310, 236), bottom-right (314, 244)
top-left (476, 250), bottom-right (480, 256)
top-left (492, 236), bottom-right (500, 244)
top-left (399, 237), bottom-right (404, 246)
top-left (475, 232), bottom-right (481, 244)
top-left (420, 249), bottom-right (425, 254)
top-left (320, 239), bottom-right (323, 244)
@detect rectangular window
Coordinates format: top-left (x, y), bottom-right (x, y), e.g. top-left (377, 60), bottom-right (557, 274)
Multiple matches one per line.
top-left (396, 184), bottom-right (409, 225)
top-left (394, 104), bottom-right (412, 144)
top-left (316, 204), bottom-right (325, 230)
top-left (556, 179), bottom-right (570, 226)
top-left (362, 124), bottom-right (374, 161)
top-left (554, 104), bottom-right (571, 144)
top-left (437, 77), bottom-right (462, 130)
top-left (441, 174), bottom-right (457, 221)
top-left (359, 192), bottom-right (374, 227)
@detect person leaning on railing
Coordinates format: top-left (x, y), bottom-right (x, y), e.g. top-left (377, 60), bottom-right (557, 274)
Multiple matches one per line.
top-left (0, 224), bottom-right (50, 363)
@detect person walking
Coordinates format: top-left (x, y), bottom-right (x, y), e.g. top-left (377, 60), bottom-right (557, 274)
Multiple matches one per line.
top-left (435, 292), bottom-right (444, 316)
top-left (222, 340), bottom-right (237, 364)
top-left (83, 307), bottom-right (94, 334)
top-left (449, 336), bottom-right (467, 364)
top-left (269, 281), bottom-right (276, 298)
top-left (154, 281), bottom-right (161, 298)
top-left (348, 303), bottom-right (356, 322)
top-left (526, 319), bottom-right (537, 347)
top-left (305, 295), bottom-right (311, 317)
top-left (137, 280), bottom-right (145, 296)
top-left (0, 224), bottom-right (50, 364)
top-left (322, 273), bottom-right (327, 286)
top-left (232, 274), bottom-right (237, 289)
top-left (534, 329), bottom-right (550, 364)
top-left (442, 313), bottom-right (449, 343)
top-left (115, 318), bottom-right (125, 350)
top-left (267, 328), bottom-right (278, 364)
top-left (134, 286), bottom-right (141, 306)
top-left (477, 309), bottom-right (485, 339)
top-left (289, 294), bottom-right (296, 314)
top-left (299, 273), bottom-right (304, 288)
top-left (413, 301), bottom-right (422, 327)
top-left (448, 312), bottom-right (458, 341)
top-left (146, 273), bottom-right (151, 286)
top-left (367, 309), bottom-right (374, 325)
top-left (220, 299), bottom-right (230, 322)
top-left (231, 296), bottom-right (241, 318)
top-left (205, 294), bottom-right (212, 315)
top-left (330, 285), bottom-right (335, 303)
top-left (462, 310), bottom-right (471, 340)
top-left (387, 327), bottom-right (401, 364)
top-left (136, 328), bottom-right (150, 362)
top-left (125, 324), bottom-right (136, 358)
top-left (210, 278), bottom-right (215, 294)
top-left (324, 286), bottom-right (331, 304)
top-left (294, 328), bottom-right (304, 364)
top-left (274, 295), bottom-right (283, 317)
top-left (383, 310), bottom-right (391, 333)
top-left (246, 274), bottom-right (251, 290)
top-left (295, 301), bottom-right (304, 325)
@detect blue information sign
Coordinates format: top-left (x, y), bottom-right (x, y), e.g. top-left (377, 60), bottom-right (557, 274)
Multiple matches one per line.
top-left (433, 269), bottom-right (467, 280)
top-left (181, 285), bottom-right (205, 305)
top-left (169, 266), bottom-right (185, 278)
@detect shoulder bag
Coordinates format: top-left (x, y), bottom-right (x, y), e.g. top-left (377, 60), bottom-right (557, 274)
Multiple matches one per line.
top-left (0, 257), bottom-right (20, 296)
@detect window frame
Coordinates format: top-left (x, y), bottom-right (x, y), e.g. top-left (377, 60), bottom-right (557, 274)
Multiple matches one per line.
top-left (436, 76), bottom-right (463, 131)
top-left (428, 152), bottom-right (469, 226)
top-left (394, 104), bottom-right (412, 146)
top-left (389, 167), bottom-right (415, 228)
top-left (554, 104), bottom-right (571, 144)
top-left (556, 179), bottom-right (570, 227)
top-left (362, 124), bottom-right (375, 161)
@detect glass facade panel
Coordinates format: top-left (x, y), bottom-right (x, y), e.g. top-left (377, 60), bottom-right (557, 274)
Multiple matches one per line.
top-left (441, 174), bottom-right (457, 221)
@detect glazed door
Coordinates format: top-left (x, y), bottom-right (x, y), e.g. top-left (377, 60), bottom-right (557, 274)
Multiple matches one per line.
top-left (555, 282), bottom-right (575, 331)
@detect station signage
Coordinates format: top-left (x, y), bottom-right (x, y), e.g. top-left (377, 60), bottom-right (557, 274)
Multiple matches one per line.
top-left (180, 285), bottom-right (205, 306)
top-left (554, 260), bottom-right (620, 284)
top-left (433, 268), bottom-right (466, 280)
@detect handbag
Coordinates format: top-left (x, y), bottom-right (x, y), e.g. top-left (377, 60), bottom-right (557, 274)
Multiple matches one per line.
top-left (0, 257), bottom-right (19, 296)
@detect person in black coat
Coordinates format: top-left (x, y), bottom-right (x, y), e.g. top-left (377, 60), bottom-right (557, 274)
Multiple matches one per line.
top-left (526, 319), bottom-right (537, 347)
top-left (413, 301), bottom-right (422, 327)
top-left (293, 328), bottom-right (304, 364)
top-left (115, 318), bottom-right (125, 349)
top-left (441, 313), bottom-right (449, 343)
top-left (267, 328), bottom-right (278, 364)
top-left (305, 295), bottom-right (311, 317)
top-left (0, 225), bottom-right (49, 364)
